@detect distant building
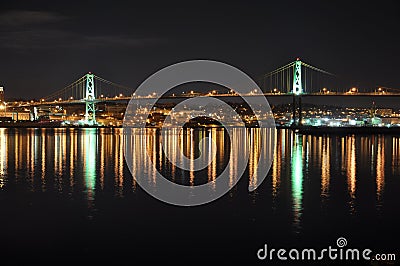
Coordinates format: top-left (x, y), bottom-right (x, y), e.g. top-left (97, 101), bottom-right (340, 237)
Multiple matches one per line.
top-left (0, 87), bottom-right (4, 102)
top-left (376, 108), bottom-right (392, 117)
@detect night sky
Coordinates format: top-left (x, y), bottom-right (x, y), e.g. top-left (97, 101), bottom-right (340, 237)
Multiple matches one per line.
top-left (0, 1), bottom-right (399, 100)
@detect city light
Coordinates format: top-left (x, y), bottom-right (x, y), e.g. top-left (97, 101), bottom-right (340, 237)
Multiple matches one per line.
top-left (0, 102), bottom-right (6, 116)
top-left (376, 87), bottom-right (386, 94)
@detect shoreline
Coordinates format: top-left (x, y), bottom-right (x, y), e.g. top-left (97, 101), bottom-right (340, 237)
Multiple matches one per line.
top-left (1, 122), bottom-right (400, 135)
top-left (290, 125), bottom-right (400, 135)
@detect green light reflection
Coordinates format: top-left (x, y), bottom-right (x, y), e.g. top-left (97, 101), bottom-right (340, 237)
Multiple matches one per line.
top-left (84, 129), bottom-right (97, 206)
top-left (291, 134), bottom-right (303, 231)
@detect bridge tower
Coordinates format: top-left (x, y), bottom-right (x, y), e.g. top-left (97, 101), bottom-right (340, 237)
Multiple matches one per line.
top-left (292, 58), bottom-right (303, 127)
top-left (84, 73), bottom-right (97, 125)
top-left (292, 58), bottom-right (302, 95)
top-left (0, 86), bottom-right (4, 102)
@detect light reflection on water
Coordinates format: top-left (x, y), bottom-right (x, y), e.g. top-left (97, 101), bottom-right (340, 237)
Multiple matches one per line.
top-left (0, 128), bottom-right (398, 231)
top-left (291, 134), bottom-right (303, 232)
top-left (83, 129), bottom-right (96, 208)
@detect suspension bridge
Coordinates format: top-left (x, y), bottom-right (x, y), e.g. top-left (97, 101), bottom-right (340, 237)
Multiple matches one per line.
top-left (3, 58), bottom-right (400, 126)
top-left (34, 73), bottom-right (134, 125)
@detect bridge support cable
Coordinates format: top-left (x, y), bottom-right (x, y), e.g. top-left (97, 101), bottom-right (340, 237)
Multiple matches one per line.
top-left (259, 61), bottom-right (295, 93)
top-left (93, 75), bottom-right (134, 97)
top-left (304, 66), bottom-right (307, 92)
top-left (43, 75), bottom-right (86, 101)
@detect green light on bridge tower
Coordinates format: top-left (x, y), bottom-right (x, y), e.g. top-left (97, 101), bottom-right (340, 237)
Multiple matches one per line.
top-left (84, 73), bottom-right (97, 125)
top-left (292, 58), bottom-right (303, 127)
top-left (293, 58), bottom-right (302, 95)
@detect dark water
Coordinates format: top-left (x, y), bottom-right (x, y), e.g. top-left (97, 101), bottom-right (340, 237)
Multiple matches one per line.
top-left (0, 128), bottom-right (399, 265)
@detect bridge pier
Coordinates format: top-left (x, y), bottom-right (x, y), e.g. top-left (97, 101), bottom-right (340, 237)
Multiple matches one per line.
top-left (291, 94), bottom-right (302, 128)
top-left (298, 95), bottom-right (302, 126)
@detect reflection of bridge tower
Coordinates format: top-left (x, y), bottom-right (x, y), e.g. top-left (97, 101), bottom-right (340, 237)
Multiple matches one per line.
top-left (84, 73), bottom-right (97, 125)
top-left (292, 58), bottom-right (302, 127)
